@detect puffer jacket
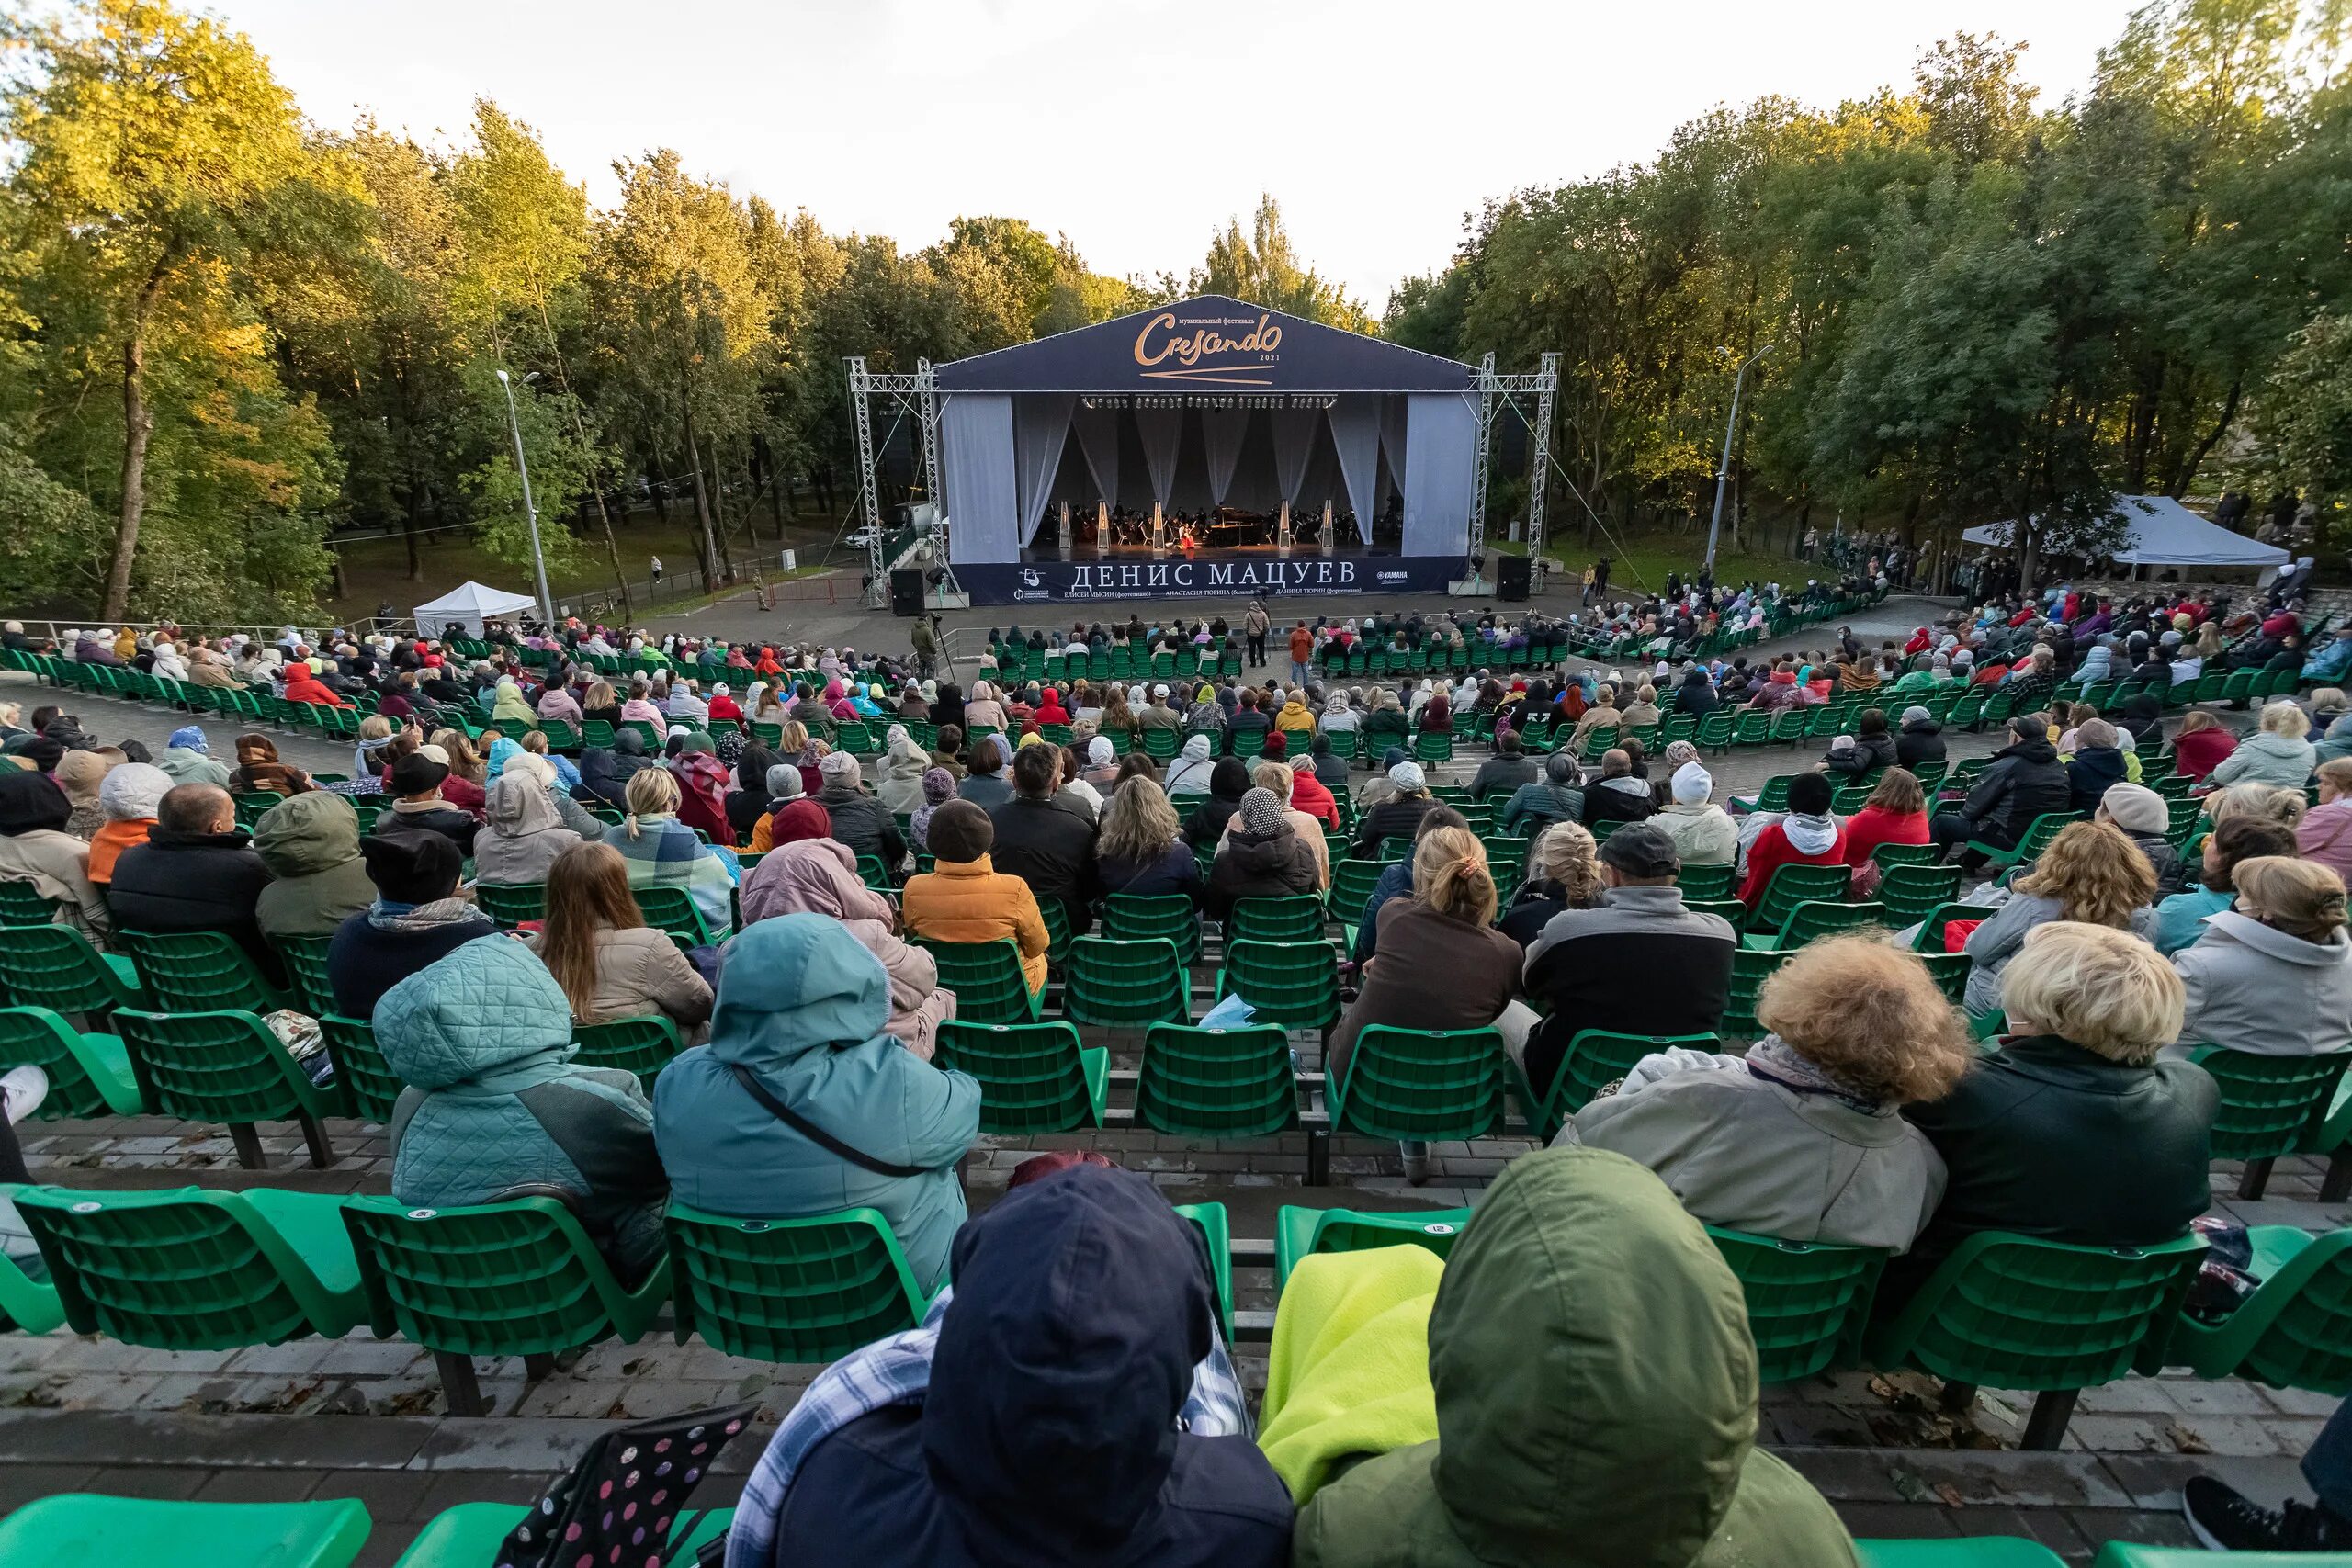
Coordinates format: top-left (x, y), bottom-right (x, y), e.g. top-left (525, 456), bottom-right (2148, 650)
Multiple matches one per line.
top-left (653, 915), bottom-right (979, 1292)
top-left (737, 839), bottom-right (956, 1058)
top-left (107, 826), bottom-right (281, 981)
top-left (900, 854), bottom-right (1052, 995)
top-left (1290, 1147), bottom-right (1856, 1568)
top-left (1204, 827), bottom-right (1320, 919)
top-left (2064, 745), bottom-right (2130, 813)
top-left (379, 936), bottom-right (669, 1282)
top-left (818, 783), bottom-right (909, 870)
top-left (252, 793), bottom-right (377, 940)
top-left (2174, 910), bottom-right (2352, 1058)
top-left (1650, 801), bottom-right (1737, 866)
top-left (1955, 737), bottom-right (2070, 843)
top-left (2207, 729), bottom-right (2317, 792)
top-left (1894, 718), bottom-right (1945, 770)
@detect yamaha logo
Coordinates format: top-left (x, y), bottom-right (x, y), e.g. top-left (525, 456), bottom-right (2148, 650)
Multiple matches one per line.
top-left (1020, 568), bottom-right (1041, 588)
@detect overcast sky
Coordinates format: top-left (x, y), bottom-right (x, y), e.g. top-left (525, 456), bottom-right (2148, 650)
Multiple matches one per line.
top-left (209, 0), bottom-right (2143, 311)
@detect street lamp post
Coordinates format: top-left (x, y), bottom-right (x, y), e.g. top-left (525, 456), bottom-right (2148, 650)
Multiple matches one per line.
top-left (494, 367), bottom-right (557, 627)
top-left (1703, 344), bottom-right (1772, 576)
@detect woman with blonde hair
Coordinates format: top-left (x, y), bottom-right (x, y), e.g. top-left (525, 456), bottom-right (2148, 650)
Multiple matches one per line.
top-left (1562, 934), bottom-right (1969, 1251)
top-left (1960, 819), bottom-right (2157, 1013)
top-left (528, 841), bottom-right (712, 1032)
top-left (1328, 826), bottom-right (1522, 1093)
top-left (1499, 819), bottom-right (1604, 947)
top-left (2301, 756), bottom-right (2352, 883)
top-left (2173, 856), bottom-right (2352, 1057)
top-left (612, 767), bottom-right (740, 937)
top-left (2207, 700), bottom-right (2316, 791)
top-left (427, 728), bottom-right (488, 815)
top-left (1094, 775), bottom-right (1202, 901)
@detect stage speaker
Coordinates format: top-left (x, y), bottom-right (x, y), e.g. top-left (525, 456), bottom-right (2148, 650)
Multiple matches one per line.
top-left (888, 568), bottom-right (924, 617)
top-left (1497, 556), bottom-right (1532, 602)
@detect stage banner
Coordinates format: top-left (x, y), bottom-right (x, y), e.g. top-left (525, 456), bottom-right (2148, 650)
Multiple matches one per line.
top-left (956, 555), bottom-right (1464, 604)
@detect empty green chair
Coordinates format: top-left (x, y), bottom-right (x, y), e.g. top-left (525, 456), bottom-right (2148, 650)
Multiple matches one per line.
top-left (1720, 948), bottom-right (1792, 1040)
top-left (1274, 1204), bottom-right (1473, 1290)
top-left (634, 883), bottom-right (715, 944)
top-left (1528, 1030), bottom-right (1719, 1135)
top-left (1135, 1022), bottom-right (1298, 1138)
top-left (1329, 859), bottom-right (1387, 940)
top-left (1228, 895), bottom-right (1326, 944)
top-left (114, 1008), bottom-right (344, 1168)
top-left (0, 921), bottom-right (148, 1018)
top-left (1216, 938), bottom-right (1340, 1032)
top-left (0, 881), bottom-right (61, 926)
top-left (117, 930), bottom-right (290, 1014)
top-left (1171, 1202), bottom-right (1234, 1340)
top-left (2192, 1045), bottom-right (2352, 1200)
top-left (1747, 863), bottom-right (1851, 933)
top-left (1413, 730), bottom-right (1453, 763)
top-left (1330, 1025), bottom-right (1519, 1144)
top-left (1062, 935), bottom-right (1189, 1027)
top-left (934, 1019), bottom-right (1107, 1134)
top-left (1878, 863), bottom-right (1962, 923)
top-left (1101, 893), bottom-right (1202, 964)
top-left (273, 933), bottom-right (338, 1017)
top-left (1852, 1542), bottom-right (2064, 1566)
top-left (1676, 862), bottom-right (1736, 901)
top-left (571, 1014), bottom-right (684, 1087)
top-left (667, 1202), bottom-right (928, 1364)
top-left (916, 938), bottom-right (1041, 1024)
top-left (0, 1005), bottom-right (143, 1117)
top-left (1705, 1226), bottom-right (1884, 1383)
top-left (2143, 1224), bottom-right (2352, 1393)
top-left (1970, 810), bottom-right (2079, 874)
top-left (1743, 898), bottom-right (1890, 953)
top-left (16, 1184), bottom-right (367, 1348)
top-left (473, 880), bottom-right (546, 929)
top-left (0, 1495), bottom-right (371, 1568)
top-left (317, 1014), bottom-right (401, 1123)
top-left (344, 1193), bottom-right (672, 1416)
top-left (1738, 774), bottom-right (1794, 813)
top-left (1863, 1229), bottom-right (2206, 1449)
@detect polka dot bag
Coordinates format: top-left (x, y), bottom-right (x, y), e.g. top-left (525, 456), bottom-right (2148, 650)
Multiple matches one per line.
top-left (497, 1402), bottom-right (759, 1568)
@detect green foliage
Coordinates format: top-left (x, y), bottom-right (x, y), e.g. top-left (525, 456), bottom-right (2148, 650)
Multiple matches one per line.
top-left (1192, 195), bottom-right (1371, 331)
top-left (2259, 310), bottom-right (2352, 534)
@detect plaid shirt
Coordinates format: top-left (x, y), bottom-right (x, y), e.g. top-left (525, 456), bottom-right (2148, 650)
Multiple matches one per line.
top-left (726, 1285), bottom-right (1248, 1568)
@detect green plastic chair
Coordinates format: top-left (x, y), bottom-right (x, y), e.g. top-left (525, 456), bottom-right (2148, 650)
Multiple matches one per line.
top-left (117, 930), bottom-right (290, 1015)
top-left (1970, 811), bottom-right (2080, 874)
top-left (1273, 1204), bottom-right (1473, 1291)
top-left (1101, 893), bottom-right (1203, 964)
top-left (1413, 730), bottom-right (1453, 763)
top-left (1879, 863), bottom-right (1963, 923)
top-left (393, 1504), bottom-right (735, 1568)
top-left (0, 921), bottom-right (149, 1017)
top-left (344, 1194), bottom-right (672, 1416)
top-left (916, 938), bottom-right (1041, 1024)
top-left (1850, 1540), bottom-right (2065, 1565)
top-left (1216, 938), bottom-right (1340, 1032)
top-left (1329, 860), bottom-right (1387, 938)
top-left (0, 1191), bottom-right (63, 1331)
top-left (1134, 1022), bottom-right (1299, 1137)
top-left (1721, 948), bottom-right (1792, 1040)
top-left (1675, 863), bottom-right (1736, 901)
top-left (2142, 1224), bottom-right (2352, 1393)
top-left (1330, 1025), bottom-right (1520, 1143)
top-left (1747, 863), bottom-right (1851, 932)
top-left (15, 1184), bottom-right (366, 1347)
top-left (667, 1202), bottom-right (929, 1363)
top-left (1741, 774), bottom-right (1794, 813)
top-left (0, 880), bottom-right (61, 926)
top-left (1864, 1229), bottom-right (2206, 1449)
top-left (318, 1015), bottom-right (401, 1123)
top-left (2083, 1545), bottom-right (2275, 1567)
top-left (0, 1005), bottom-right (143, 1116)
top-left (1062, 936), bottom-right (1189, 1027)
top-left (2191, 1046), bottom-right (2351, 1200)
top-left (571, 1014), bottom-right (684, 1088)
top-left (1228, 895), bottom-right (1327, 945)
top-left (634, 883), bottom-right (715, 944)
top-left (1529, 1030), bottom-right (1719, 1135)
top-left (1706, 1225), bottom-right (1884, 1383)
top-left (0, 1495), bottom-right (371, 1568)
top-left (1171, 1202), bottom-right (1234, 1340)
top-left (473, 881), bottom-right (546, 929)
top-left (114, 1009), bottom-right (344, 1168)
top-left (935, 1019), bottom-right (1107, 1134)
top-left (1743, 898), bottom-right (1890, 953)
top-left (273, 933), bottom-right (338, 1017)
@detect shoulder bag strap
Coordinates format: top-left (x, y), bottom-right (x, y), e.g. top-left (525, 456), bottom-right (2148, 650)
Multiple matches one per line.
top-left (726, 1062), bottom-right (936, 1179)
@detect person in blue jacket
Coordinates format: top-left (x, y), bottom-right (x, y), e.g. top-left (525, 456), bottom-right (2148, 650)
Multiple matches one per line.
top-left (653, 913), bottom-right (978, 1291)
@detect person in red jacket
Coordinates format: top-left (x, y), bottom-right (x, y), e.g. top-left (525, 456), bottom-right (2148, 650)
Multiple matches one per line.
top-left (1280, 749), bottom-right (1340, 829)
top-left (2171, 710), bottom-right (2239, 781)
top-left (281, 660), bottom-right (349, 708)
top-left (1838, 768), bottom-right (1932, 868)
top-left (1738, 771), bottom-right (1847, 908)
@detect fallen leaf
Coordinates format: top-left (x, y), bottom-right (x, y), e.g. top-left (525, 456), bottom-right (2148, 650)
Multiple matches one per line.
top-left (2165, 1421), bottom-right (2212, 1455)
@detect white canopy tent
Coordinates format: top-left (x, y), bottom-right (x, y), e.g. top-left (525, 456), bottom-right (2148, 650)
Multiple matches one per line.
top-left (412, 581), bottom-right (537, 638)
top-left (1962, 493), bottom-right (2289, 570)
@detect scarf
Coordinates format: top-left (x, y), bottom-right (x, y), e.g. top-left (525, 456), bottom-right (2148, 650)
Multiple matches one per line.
top-left (1745, 1034), bottom-right (1883, 1113)
top-left (367, 897), bottom-right (480, 934)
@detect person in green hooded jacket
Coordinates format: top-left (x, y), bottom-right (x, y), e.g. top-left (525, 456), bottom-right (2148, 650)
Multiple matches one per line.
top-left (1283, 1145), bottom-right (1857, 1568)
top-left (251, 791), bottom-right (378, 941)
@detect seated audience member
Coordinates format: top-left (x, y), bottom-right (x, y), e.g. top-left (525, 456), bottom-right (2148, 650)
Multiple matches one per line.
top-left (1094, 776), bottom-right (1203, 902)
top-left (1351, 760), bottom-right (1436, 856)
top-left (908, 766), bottom-right (956, 853)
top-left (158, 725), bottom-right (233, 788)
top-left (0, 768), bottom-right (109, 940)
top-left (1652, 760), bottom-right (1736, 867)
top-left (1825, 708), bottom-right (1897, 777)
top-left (1562, 936), bottom-right (1968, 1251)
top-left (1499, 819), bottom-right (1605, 950)
top-left (252, 792), bottom-right (376, 941)
top-left (724, 746), bottom-right (785, 841)
top-left (1736, 770), bottom-right (1845, 909)
top-left (1929, 716), bottom-right (2068, 861)
top-left (956, 734), bottom-right (1014, 808)
top-left (86, 761), bottom-right (169, 886)
top-left (575, 727), bottom-right (654, 807)
top-left (2169, 708), bottom-right (2238, 781)
top-left (816, 749), bottom-right (908, 870)
top-left (527, 841), bottom-right (712, 1033)
top-left (1521, 823), bottom-right (1737, 1100)
top-left (379, 748), bottom-right (480, 854)
top-left (232, 732), bottom-right (312, 796)
top-left (2064, 717), bottom-right (2131, 812)
top-left (653, 914), bottom-right (979, 1292)
top-left (1899, 922), bottom-right (2216, 1292)
top-left (742, 1162), bottom-right (1289, 1568)
top-left (876, 724), bottom-right (930, 816)
top-left (1353, 806), bottom-right (1470, 963)
top-left (1182, 756), bottom-right (1252, 852)
top-left (1580, 748), bottom-right (1656, 828)
top-left (2303, 757), bottom-right (2352, 886)
top-left (1838, 766), bottom-right (1931, 872)
top-left (737, 830), bottom-right (955, 1060)
top-left (1328, 828), bottom-right (1524, 1091)
top-left (1277, 1146), bottom-right (1854, 1562)
top-left (474, 770), bottom-right (584, 886)
top-left (1469, 730), bottom-right (1538, 803)
top-left (1961, 818), bottom-right (2156, 1015)
top-left (105, 782), bottom-right (280, 979)
top-left (1283, 749), bottom-right (1340, 829)
top-left (1166, 733), bottom-right (1217, 796)
top-left (53, 748), bottom-right (114, 840)
top-left (614, 767), bottom-right (740, 938)
top-left (376, 935), bottom-right (666, 1283)
top-left (2151, 812), bottom-right (2301, 954)
top-left (327, 830), bottom-right (499, 1016)
top-left (2173, 855), bottom-right (2352, 1057)
top-left (1205, 786), bottom-right (1322, 919)
top-left (2207, 700), bottom-right (2316, 791)
top-left (2092, 780), bottom-right (2185, 896)
top-left (667, 731), bottom-right (738, 848)
top-left (1501, 750), bottom-right (1584, 838)
top-left (745, 763), bottom-right (810, 853)
top-left (1222, 761), bottom-right (1329, 888)
top-left (901, 801), bottom-right (1052, 996)
top-left (989, 742), bottom-right (1099, 933)
top-left (1895, 705), bottom-right (1946, 769)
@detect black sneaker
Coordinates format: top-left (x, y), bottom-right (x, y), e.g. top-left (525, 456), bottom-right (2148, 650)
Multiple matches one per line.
top-left (2184, 1475), bottom-right (2352, 1551)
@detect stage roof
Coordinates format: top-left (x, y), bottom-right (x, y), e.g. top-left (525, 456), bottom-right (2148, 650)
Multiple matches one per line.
top-left (933, 294), bottom-right (1476, 395)
top-left (1962, 493), bottom-right (2289, 569)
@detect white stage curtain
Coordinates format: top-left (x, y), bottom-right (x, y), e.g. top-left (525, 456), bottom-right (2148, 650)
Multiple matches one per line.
top-left (1136, 405), bottom-right (1185, 505)
top-left (1270, 407), bottom-right (1320, 505)
top-left (1012, 394), bottom-right (1075, 546)
top-left (1404, 392), bottom-right (1479, 558)
top-left (1200, 408), bottom-right (1251, 506)
top-left (941, 394), bottom-right (1019, 564)
top-left (1379, 396), bottom-right (1410, 498)
top-left (1072, 405), bottom-right (1120, 508)
top-left (1327, 397), bottom-right (1382, 545)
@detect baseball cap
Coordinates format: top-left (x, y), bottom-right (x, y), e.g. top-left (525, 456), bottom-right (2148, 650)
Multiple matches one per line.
top-left (1598, 821), bottom-right (1679, 879)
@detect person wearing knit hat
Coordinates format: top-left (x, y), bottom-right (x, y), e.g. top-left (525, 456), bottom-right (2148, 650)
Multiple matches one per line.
top-left (1388, 760), bottom-right (1426, 795)
top-left (764, 797), bottom-right (833, 846)
top-left (1204, 784), bottom-right (1319, 918)
top-left (1653, 759), bottom-right (1736, 866)
top-left (88, 761), bottom-right (172, 884)
top-left (1352, 760), bottom-right (1436, 858)
top-left (2093, 779), bottom-right (2184, 893)
top-left (909, 765), bottom-right (957, 852)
